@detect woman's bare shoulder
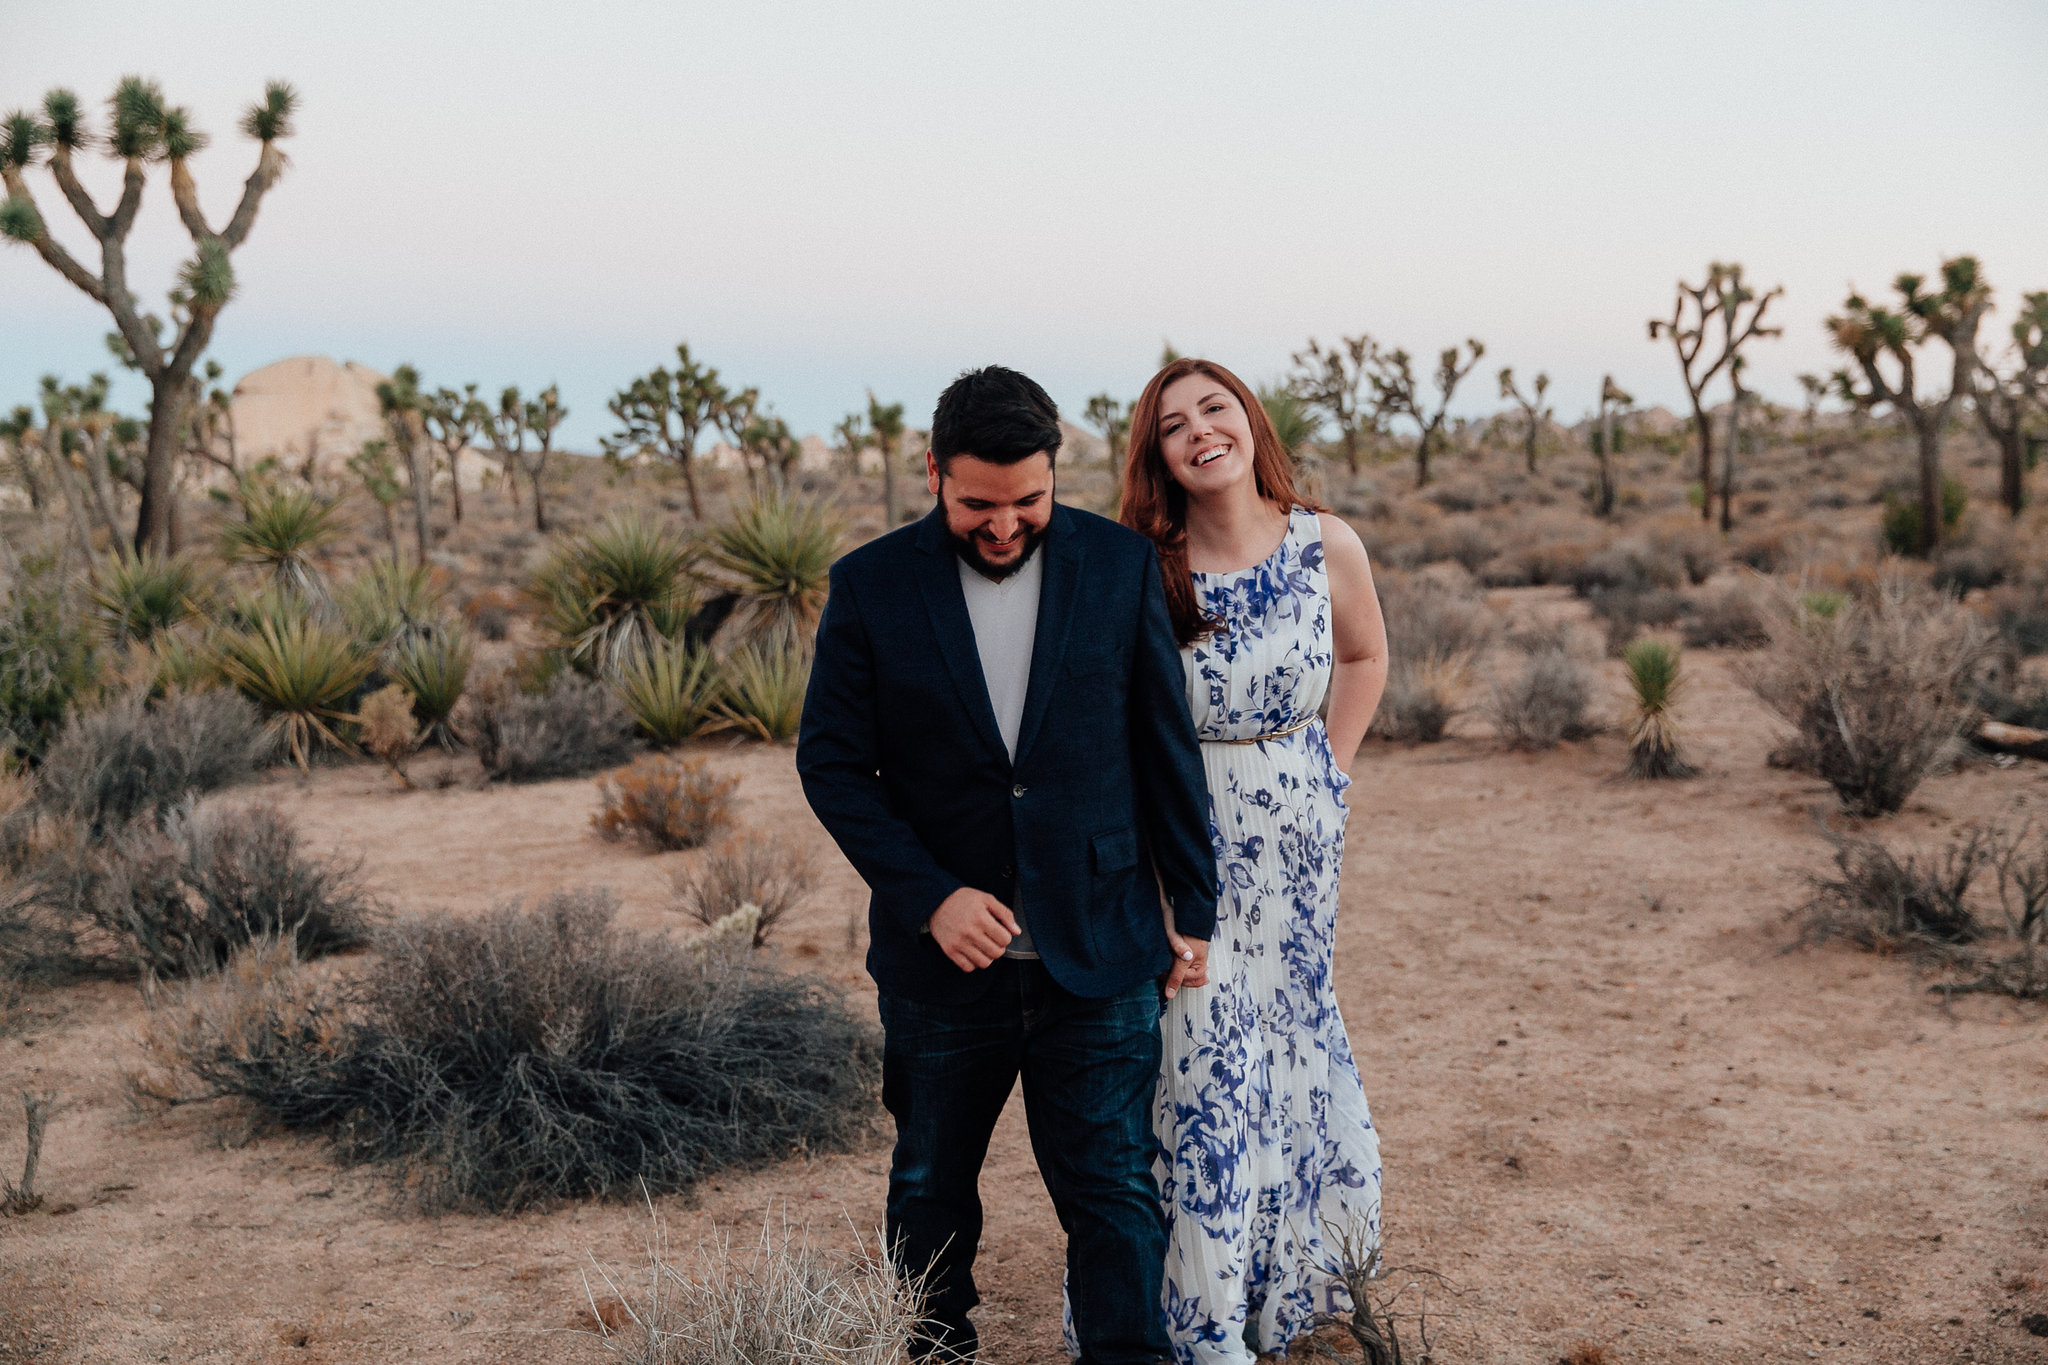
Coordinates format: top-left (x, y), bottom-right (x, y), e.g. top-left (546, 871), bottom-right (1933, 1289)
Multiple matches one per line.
top-left (1314, 510), bottom-right (1370, 569)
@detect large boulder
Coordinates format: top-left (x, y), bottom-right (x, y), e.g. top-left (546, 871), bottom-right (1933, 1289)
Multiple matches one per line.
top-left (229, 356), bottom-right (389, 482)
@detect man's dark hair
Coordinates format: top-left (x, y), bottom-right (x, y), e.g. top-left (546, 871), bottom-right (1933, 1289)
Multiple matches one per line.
top-left (930, 366), bottom-right (1063, 470)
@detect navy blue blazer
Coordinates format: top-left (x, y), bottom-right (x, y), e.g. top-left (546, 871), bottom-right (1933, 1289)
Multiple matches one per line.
top-left (797, 502), bottom-right (1219, 1004)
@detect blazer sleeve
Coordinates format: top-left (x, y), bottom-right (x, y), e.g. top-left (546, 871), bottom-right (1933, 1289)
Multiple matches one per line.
top-left (1128, 543), bottom-right (1219, 939)
top-left (797, 562), bottom-right (965, 936)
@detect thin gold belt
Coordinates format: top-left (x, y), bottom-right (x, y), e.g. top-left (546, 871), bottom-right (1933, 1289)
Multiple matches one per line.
top-left (1205, 714), bottom-right (1318, 746)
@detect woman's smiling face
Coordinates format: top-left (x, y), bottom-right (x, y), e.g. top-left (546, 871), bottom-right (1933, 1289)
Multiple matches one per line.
top-left (1156, 372), bottom-right (1257, 496)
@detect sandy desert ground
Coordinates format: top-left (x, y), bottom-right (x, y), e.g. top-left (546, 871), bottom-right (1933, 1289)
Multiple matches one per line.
top-left (2, 586), bottom-right (2047, 1365)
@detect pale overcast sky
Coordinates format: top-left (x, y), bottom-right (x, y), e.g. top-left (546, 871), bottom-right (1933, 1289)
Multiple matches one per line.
top-left (4, 0), bottom-right (2044, 450)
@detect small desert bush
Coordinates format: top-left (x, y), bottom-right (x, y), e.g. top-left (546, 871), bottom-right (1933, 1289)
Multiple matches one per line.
top-left (35, 689), bottom-right (266, 834)
top-left (1588, 587), bottom-right (1689, 656)
top-left (471, 672), bottom-right (640, 783)
top-left (88, 551), bottom-right (202, 645)
top-left (1622, 639), bottom-right (1694, 779)
top-left (1744, 574), bottom-right (1990, 816)
top-left (136, 890), bottom-right (882, 1211)
top-left (1682, 584), bottom-right (1769, 649)
top-left (1567, 541), bottom-right (1683, 598)
top-left (717, 645), bottom-right (809, 743)
top-left (531, 512), bottom-right (698, 676)
top-left (1985, 572), bottom-right (2048, 657)
top-left (703, 494), bottom-right (840, 655)
top-left (1643, 520), bottom-right (1722, 586)
top-left (671, 833), bottom-right (818, 948)
top-left (211, 614), bottom-right (374, 769)
top-left (593, 755), bottom-right (738, 852)
top-left (616, 641), bottom-right (724, 747)
top-left (1372, 569), bottom-right (1494, 743)
top-left (1417, 516), bottom-right (1497, 575)
top-left (1486, 647), bottom-right (1598, 750)
top-left (580, 1217), bottom-right (922, 1365)
top-left (1879, 477), bottom-right (1967, 557)
top-left (387, 629), bottom-right (471, 747)
top-left (1800, 823), bottom-right (1988, 952)
top-left (0, 560), bottom-right (100, 765)
top-left (353, 685), bottom-right (419, 788)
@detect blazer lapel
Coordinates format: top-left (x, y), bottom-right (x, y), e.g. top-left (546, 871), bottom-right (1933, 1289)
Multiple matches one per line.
top-left (1011, 504), bottom-right (1085, 765)
top-left (913, 509), bottom-right (1009, 767)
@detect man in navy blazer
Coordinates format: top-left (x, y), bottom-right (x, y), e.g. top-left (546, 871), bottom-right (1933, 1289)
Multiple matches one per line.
top-left (798, 367), bottom-right (1217, 1364)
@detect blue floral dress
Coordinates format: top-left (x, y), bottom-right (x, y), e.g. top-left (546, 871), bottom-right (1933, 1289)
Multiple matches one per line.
top-left (1158, 506), bottom-right (1382, 1363)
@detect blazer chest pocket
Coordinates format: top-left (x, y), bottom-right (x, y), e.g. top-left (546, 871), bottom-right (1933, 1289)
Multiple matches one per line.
top-left (1091, 828), bottom-right (1137, 874)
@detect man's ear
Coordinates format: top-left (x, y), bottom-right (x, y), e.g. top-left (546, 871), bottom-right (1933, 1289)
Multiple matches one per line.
top-left (925, 450), bottom-right (941, 497)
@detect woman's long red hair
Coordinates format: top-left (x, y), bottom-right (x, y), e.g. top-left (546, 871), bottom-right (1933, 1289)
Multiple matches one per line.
top-left (1119, 358), bottom-right (1323, 646)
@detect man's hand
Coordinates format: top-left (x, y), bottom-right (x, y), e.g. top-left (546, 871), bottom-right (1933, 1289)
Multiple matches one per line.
top-left (927, 887), bottom-right (1020, 972)
top-left (1161, 927), bottom-right (1210, 1000)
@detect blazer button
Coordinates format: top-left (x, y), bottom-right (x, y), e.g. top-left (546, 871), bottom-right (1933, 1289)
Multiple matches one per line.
top-left (1000, 864), bottom-right (1015, 879)
top-left (1011, 784), bottom-right (1027, 799)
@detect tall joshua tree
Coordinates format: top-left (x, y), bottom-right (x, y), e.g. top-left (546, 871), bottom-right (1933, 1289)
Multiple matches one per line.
top-left (1828, 255), bottom-right (1990, 554)
top-left (1796, 372), bottom-right (1827, 453)
top-left (1084, 393), bottom-right (1131, 472)
top-left (1972, 290), bottom-right (2047, 516)
top-left (1498, 367), bottom-right (1552, 473)
top-left (1370, 339), bottom-right (1485, 488)
top-left (0, 78), bottom-right (299, 554)
top-left (1593, 375), bottom-right (1632, 518)
top-left (520, 385), bottom-right (566, 533)
top-left (424, 384), bottom-right (487, 526)
top-left (487, 386), bottom-right (526, 510)
top-left (831, 410), bottom-right (868, 477)
top-left (867, 391), bottom-right (906, 526)
top-left (601, 343), bottom-right (725, 518)
top-left (375, 364), bottom-right (432, 563)
top-left (1289, 335), bottom-right (1374, 474)
top-left (1648, 262), bottom-right (1782, 524)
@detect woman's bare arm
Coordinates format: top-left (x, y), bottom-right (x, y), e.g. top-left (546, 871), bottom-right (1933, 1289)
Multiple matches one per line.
top-left (1318, 512), bottom-right (1388, 776)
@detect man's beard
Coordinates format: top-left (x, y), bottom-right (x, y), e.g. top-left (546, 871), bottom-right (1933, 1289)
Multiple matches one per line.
top-left (948, 520), bottom-right (1048, 582)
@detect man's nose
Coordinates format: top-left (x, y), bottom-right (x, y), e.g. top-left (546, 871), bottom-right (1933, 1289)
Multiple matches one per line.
top-left (987, 511), bottom-right (1020, 540)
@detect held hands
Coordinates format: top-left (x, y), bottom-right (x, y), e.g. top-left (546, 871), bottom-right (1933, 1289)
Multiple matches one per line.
top-left (1161, 926), bottom-right (1210, 999)
top-left (928, 887), bottom-right (1020, 972)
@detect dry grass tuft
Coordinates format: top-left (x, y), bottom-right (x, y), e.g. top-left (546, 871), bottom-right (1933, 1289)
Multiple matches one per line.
top-left (1487, 647), bottom-right (1599, 750)
top-left (594, 756), bottom-right (738, 852)
top-left (671, 832), bottom-right (818, 949)
top-left (1373, 569), bottom-right (1495, 743)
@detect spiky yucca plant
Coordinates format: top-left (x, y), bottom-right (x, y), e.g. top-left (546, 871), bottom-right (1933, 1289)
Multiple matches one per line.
top-left (614, 639), bottom-right (723, 747)
top-left (717, 644), bottom-right (809, 743)
top-left (90, 551), bottom-right (203, 644)
top-left (144, 625), bottom-right (219, 695)
top-left (389, 628), bottom-right (472, 749)
top-left (704, 494), bottom-right (839, 656)
top-left (530, 512), bottom-right (698, 676)
top-left (211, 615), bottom-right (373, 768)
top-left (219, 484), bottom-right (347, 595)
top-left (1623, 638), bottom-right (1695, 779)
top-left (335, 559), bottom-right (444, 651)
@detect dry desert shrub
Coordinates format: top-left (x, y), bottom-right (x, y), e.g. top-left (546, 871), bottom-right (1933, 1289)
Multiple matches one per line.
top-left (33, 688), bottom-right (266, 835)
top-left (352, 683), bottom-right (419, 789)
top-left (471, 671), bottom-right (640, 783)
top-left (594, 755), bottom-right (738, 852)
top-left (1567, 539), bottom-right (1685, 598)
top-left (137, 889), bottom-right (882, 1212)
top-left (1372, 569), bottom-right (1495, 743)
top-left (1588, 586), bottom-right (1689, 656)
top-left (1682, 583), bottom-right (1770, 649)
top-left (671, 832), bottom-right (818, 948)
top-left (1800, 823), bottom-right (1988, 952)
top-left (581, 1214), bottom-right (923, 1365)
top-left (1743, 572), bottom-right (1991, 817)
top-left (1486, 646), bottom-right (1599, 750)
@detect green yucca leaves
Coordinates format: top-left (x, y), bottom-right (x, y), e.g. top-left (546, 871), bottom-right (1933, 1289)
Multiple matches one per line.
top-left (716, 643), bottom-right (809, 743)
top-left (211, 615), bottom-right (373, 769)
top-left (1258, 385), bottom-right (1321, 461)
top-left (1622, 637), bottom-right (1693, 780)
top-left (2, 111), bottom-right (45, 169)
top-left (40, 89), bottom-right (84, 149)
top-left (335, 559), bottom-right (444, 651)
top-left (178, 238), bottom-right (235, 308)
top-left (240, 82), bottom-right (299, 144)
top-left (614, 640), bottom-right (722, 747)
top-left (531, 512), bottom-right (698, 676)
top-left (90, 550), bottom-right (202, 644)
top-left (0, 194), bottom-right (43, 243)
top-left (704, 493), bottom-right (839, 656)
top-left (1623, 638), bottom-right (1682, 714)
top-left (146, 625), bottom-right (219, 695)
top-left (220, 484), bottom-right (347, 594)
top-left (389, 628), bottom-right (472, 748)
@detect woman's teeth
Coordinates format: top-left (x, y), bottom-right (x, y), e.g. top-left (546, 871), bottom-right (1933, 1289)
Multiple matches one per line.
top-left (1195, 445), bottom-right (1230, 467)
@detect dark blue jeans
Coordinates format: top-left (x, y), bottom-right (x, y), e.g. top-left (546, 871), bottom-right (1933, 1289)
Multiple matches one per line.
top-left (878, 958), bottom-right (1169, 1365)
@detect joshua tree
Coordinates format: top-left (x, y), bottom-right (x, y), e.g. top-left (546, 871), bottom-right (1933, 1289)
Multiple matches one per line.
top-left (1370, 339), bottom-right (1486, 488)
top-left (0, 79), bottom-right (299, 554)
top-left (1084, 393), bottom-right (1131, 472)
top-left (601, 343), bottom-right (725, 519)
top-left (1971, 290), bottom-right (2047, 516)
top-left (1497, 367), bottom-right (1551, 473)
top-left (375, 364), bottom-right (432, 563)
top-left (487, 386), bottom-right (527, 509)
top-left (347, 438), bottom-right (405, 562)
top-left (0, 406), bottom-right (43, 510)
top-left (744, 411), bottom-right (802, 488)
top-left (1828, 255), bottom-right (1990, 554)
top-left (1648, 262), bottom-right (1783, 524)
top-left (715, 385), bottom-right (763, 490)
top-left (424, 384), bottom-right (487, 526)
top-left (1160, 341), bottom-right (1185, 368)
top-left (831, 410), bottom-right (867, 477)
top-left (520, 386), bottom-right (566, 533)
top-left (1796, 372), bottom-right (1827, 453)
top-left (1593, 375), bottom-right (1633, 518)
top-left (1289, 335), bottom-right (1374, 474)
top-left (867, 392), bottom-right (907, 526)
